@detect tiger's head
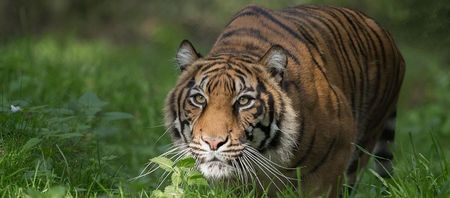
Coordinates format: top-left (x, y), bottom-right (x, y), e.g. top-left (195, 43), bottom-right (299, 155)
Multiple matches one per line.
top-left (164, 40), bottom-right (298, 180)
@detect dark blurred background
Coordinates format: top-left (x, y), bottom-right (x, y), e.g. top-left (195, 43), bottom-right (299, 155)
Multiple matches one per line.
top-left (1, 0), bottom-right (449, 55)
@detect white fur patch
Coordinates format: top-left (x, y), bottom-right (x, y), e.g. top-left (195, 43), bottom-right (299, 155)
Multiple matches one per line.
top-left (199, 161), bottom-right (234, 179)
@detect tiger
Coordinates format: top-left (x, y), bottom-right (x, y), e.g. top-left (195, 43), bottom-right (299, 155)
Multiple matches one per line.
top-left (163, 4), bottom-right (405, 197)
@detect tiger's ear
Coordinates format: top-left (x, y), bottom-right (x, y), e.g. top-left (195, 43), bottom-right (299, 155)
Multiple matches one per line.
top-left (176, 40), bottom-right (201, 71)
top-left (259, 45), bottom-right (287, 83)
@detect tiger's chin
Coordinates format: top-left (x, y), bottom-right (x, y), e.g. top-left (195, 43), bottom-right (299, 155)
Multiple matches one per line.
top-left (198, 161), bottom-right (235, 180)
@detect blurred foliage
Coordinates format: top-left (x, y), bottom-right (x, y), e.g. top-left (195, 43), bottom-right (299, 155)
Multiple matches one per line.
top-left (1, 0), bottom-right (449, 56)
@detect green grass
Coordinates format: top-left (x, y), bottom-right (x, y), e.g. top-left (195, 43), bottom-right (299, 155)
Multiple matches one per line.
top-left (1, 36), bottom-right (449, 197)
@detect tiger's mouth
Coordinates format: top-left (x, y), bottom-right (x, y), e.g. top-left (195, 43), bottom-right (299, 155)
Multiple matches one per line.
top-left (198, 159), bottom-right (235, 179)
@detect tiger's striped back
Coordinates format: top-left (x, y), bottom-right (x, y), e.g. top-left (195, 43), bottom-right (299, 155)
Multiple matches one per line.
top-left (212, 5), bottom-right (404, 136)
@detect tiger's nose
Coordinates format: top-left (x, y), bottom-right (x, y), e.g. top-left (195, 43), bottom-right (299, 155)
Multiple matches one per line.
top-left (202, 136), bottom-right (228, 150)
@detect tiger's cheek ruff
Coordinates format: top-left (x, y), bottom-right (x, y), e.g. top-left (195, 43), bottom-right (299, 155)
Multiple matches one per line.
top-left (245, 78), bottom-right (299, 165)
top-left (164, 72), bottom-right (199, 144)
top-left (260, 94), bottom-right (299, 165)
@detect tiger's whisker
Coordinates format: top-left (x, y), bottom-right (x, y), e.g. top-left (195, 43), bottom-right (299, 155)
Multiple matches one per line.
top-left (156, 171), bottom-right (171, 190)
top-left (241, 154), bottom-right (264, 191)
top-left (244, 151), bottom-right (283, 192)
top-left (238, 158), bottom-right (251, 186)
top-left (245, 147), bottom-right (299, 180)
top-left (231, 159), bottom-right (243, 184)
top-left (246, 145), bottom-right (297, 171)
top-left (155, 124), bottom-right (175, 144)
top-left (245, 148), bottom-right (298, 183)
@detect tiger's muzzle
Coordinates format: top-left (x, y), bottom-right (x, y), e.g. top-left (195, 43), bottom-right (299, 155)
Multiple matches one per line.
top-left (189, 135), bottom-right (245, 179)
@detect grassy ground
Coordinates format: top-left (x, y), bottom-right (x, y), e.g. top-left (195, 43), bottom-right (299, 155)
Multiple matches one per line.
top-left (1, 35), bottom-right (449, 197)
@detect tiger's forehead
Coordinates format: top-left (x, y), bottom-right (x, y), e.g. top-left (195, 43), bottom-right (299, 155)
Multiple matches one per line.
top-left (192, 61), bottom-right (259, 95)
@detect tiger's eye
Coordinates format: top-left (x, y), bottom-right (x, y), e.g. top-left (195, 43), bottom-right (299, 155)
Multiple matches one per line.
top-left (238, 96), bottom-right (250, 106)
top-left (194, 94), bottom-right (206, 104)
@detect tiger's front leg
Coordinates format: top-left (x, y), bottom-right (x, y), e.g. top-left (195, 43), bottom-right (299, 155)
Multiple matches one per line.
top-left (288, 85), bottom-right (357, 198)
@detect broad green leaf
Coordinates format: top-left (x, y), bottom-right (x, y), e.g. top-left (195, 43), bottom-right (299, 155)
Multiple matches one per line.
top-left (164, 186), bottom-right (184, 198)
top-left (44, 186), bottom-right (66, 197)
top-left (187, 176), bottom-right (208, 186)
top-left (151, 189), bottom-right (165, 198)
top-left (20, 138), bottom-right (42, 152)
top-left (150, 156), bottom-right (174, 172)
top-left (78, 92), bottom-right (107, 108)
top-left (187, 170), bottom-right (203, 178)
top-left (78, 92), bottom-right (107, 117)
top-left (171, 171), bottom-right (181, 186)
top-left (187, 171), bottom-right (208, 186)
top-left (176, 157), bottom-right (195, 168)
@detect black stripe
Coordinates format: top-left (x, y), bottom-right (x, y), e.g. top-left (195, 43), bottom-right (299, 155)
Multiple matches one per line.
top-left (203, 67), bottom-right (224, 75)
top-left (282, 8), bottom-right (347, 90)
top-left (199, 76), bottom-right (209, 87)
top-left (363, 24), bottom-right (389, 125)
top-left (279, 8), bottom-right (342, 117)
top-left (352, 12), bottom-right (386, 128)
top-left (268, 129), bottom-right (281, 149)
top-left (257, 90), bottom-right (276, 151)
top-left (251, 7), bottom-right (304, 67)
top-left (309, 137), bottom-right (336, 173)
top-left (267, 92), bottom-right (275, 124)
top-left (207, 78), bottom-right (219, 94)
top-left (235, 74), bottom-right (246, 88)
top-left (335, 8), bottom-right (368, 122)
top-left (278, 11), bottom-right (325, 69)
top-left (176, 89), bottom-right (188, 143)
top-left (295, 130), bottom-right (315, 166)
top-left (248, 6), bottom-right (306, 46)
top-left (169, 92), bottom-right (177, 122)
top-left (172, 127), bottom-right (181, 138)
top-left (244, 43), bottom-right (264, 53)
top-left (252, 103), bottom-right (264, 119)
top-left (346, 10), bottom-right (380, 132)
top-left (225, 8), bottom-right (259, 27)
top-left (198, 61), bottom-right (225, 73)
top-left (326, 9), bottom-right (359, 107)
top-left (256, 122), bottom-right (271, 151)
top-left (306, 7), bottom-right (353, 96)
top-left (218, 28), bottom-right (272, 45)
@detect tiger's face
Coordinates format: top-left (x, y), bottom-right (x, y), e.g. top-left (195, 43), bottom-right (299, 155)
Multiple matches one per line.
top-left (164, 40), bottom-right (298, 180)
